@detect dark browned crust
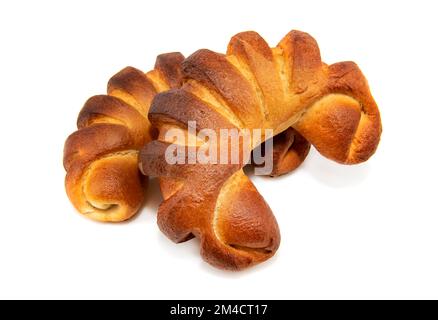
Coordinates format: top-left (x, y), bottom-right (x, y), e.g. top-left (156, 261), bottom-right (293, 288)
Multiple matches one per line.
top-left (154, 52), bottom-right (185, 88)
top-left (140, 141), bottom-right (280, 270)
top-left (182, 49), bottom-right (264, 128)
top-left (254, 128), bottom-right (311, 177)
top-left (149, 89), bottom-right (237, 131)
top-left (142, 30), bottom-right (382, 270)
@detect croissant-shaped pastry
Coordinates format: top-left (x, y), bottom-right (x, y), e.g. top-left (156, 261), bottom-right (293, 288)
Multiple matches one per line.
top-left (63, 53), bottom-right (184, 221)
top-left (140, 30), bottom-right (382, 270)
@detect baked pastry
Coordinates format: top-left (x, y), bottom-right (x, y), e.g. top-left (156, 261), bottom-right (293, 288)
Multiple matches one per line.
top-left (254, 127), bottom-right (310, 177)
top-left (64, 53), bottom-right (184, 221)
top-left (140, 30), bottom-right (382, 270)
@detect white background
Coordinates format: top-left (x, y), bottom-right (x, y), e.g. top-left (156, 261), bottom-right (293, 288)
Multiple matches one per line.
top-left (0, 0), bottom-right (437, 299)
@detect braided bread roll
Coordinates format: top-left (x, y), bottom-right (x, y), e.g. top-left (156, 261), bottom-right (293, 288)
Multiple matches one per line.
top-left (63, 53), bottom-right (184, 221)
top-left (140, 30), bottom-right (381, 270)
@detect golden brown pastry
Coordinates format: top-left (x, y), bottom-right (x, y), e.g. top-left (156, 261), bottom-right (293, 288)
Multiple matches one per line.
top-left (255, 127), bottom-right (310, 177)
top-left (64, 53), bottom-right (184, 221)
top-left (140, 30), bottom-right (382, 270)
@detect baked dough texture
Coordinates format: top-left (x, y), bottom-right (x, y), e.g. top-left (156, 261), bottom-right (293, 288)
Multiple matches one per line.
top-left (64, 53), bottom-right (184, 221)
top-left (140, 30), bottom-right (381, 270)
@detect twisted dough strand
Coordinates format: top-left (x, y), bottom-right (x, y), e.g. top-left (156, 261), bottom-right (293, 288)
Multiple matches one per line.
top-left (141, 30), bottom-right (381, 270)
top-left (64, 53), bottom-right (184, 221)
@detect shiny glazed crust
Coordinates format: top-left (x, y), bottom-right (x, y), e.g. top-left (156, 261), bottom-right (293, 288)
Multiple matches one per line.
top-left (63, 53), bottom-right (184, 221)
top-left (140, 30), bottom-right (381, 270)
